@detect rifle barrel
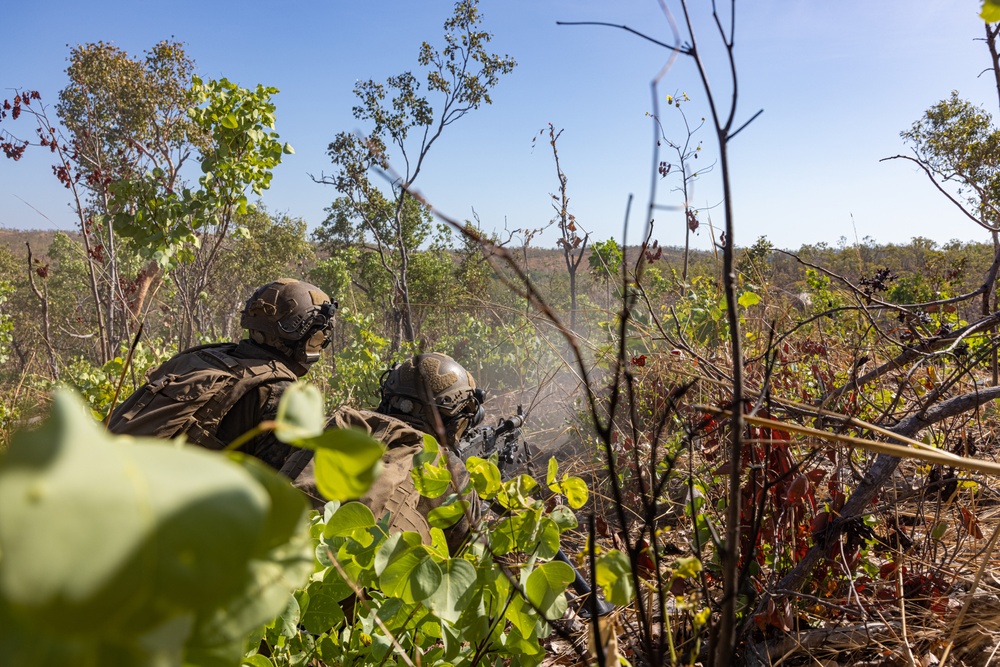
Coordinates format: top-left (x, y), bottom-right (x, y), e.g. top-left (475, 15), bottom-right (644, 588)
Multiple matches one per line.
top-left (553, 549), bottom-right (615, 617)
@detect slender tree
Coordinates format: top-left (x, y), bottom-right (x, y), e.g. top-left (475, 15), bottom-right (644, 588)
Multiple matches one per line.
top-left (319, 0), bottom-right (515, 349)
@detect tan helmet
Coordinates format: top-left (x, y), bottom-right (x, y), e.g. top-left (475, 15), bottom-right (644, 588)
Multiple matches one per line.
top-left (240, 279), bottom-right (337, 373)
top-left (378, 353), bottom-right (485, 442)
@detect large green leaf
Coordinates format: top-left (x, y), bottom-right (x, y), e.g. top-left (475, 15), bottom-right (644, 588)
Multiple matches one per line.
top-left (491, 511), bottom-right (559, 559)
top-left (299, 583), bottom-right (346, 635)
top-left (412, 461), bottom-right (451, 499)
top-left (496, 474), bottom-right (538, 510)
top-left (466, 456), bottom-right (502, 499)
top-left (525, 560), bottom-right (575, 620)
top-left (307, 428), bottom-right (385, 501)
top-left (595, 549), bottom-right (635, 606)
top-left (378, 546), bottom-right (442, 603)
top-left (189, 454), bottom-right (314, 659)
top-left (323, 502), bottom-right (376, 542)
top-left (505, 591), bottom-right (535, 639)
top-left (273, 383), bottom-right (325, 443)
top-left (0, 390), bottom-right (313, 666)
top-left (427, 498), bottom-right (470, 529)
top-left (425, 559), bottom-right (477, 623)
top-left (373, 531), bottom-right (423, 577)
top-left (559, 475), bottom-right (589, 509)
top-left (549, 505), bottom-right (578, 532)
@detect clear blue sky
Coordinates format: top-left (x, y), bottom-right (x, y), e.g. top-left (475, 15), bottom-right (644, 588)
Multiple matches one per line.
top-left (1, 1), bottom-right (996, 252)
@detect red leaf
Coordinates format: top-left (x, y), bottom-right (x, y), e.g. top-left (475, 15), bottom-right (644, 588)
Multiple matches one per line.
top-left (786, 474), bottom-right (810, 504)
top-left (811, 511), bottom-right (829, 535)
top-left (636, 538), bottom-right (656, 577)
top-left (959, 505), bottom-right (984, 539)
top-left (806, 468), bottom-right (827, 484)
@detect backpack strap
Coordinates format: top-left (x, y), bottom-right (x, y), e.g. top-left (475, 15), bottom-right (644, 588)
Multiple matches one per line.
top-left (184, 345), bottom-right (298, 450)
top-left (116, 374), bottom-right (170, 422)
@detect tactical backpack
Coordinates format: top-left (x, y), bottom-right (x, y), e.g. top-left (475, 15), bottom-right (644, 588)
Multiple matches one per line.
top-left (108, 343), bottom-right (298, 450)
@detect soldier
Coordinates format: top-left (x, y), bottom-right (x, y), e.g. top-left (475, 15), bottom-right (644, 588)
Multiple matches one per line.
top-left (290, 353), bottom-right (484, 551)
top-left (109, 279), bottom-right (337, 470)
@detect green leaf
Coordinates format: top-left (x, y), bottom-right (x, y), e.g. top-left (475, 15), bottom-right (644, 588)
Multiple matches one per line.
top-left (429, 527), bottom-right (450, 559)
top-left (242, 655), bottom-right (275, 667)
top-left (549, 505), bottom-right (578, 532)
top-left (497, 474), bottom-right (538, 510)
top-left (491, 512), bottom-right (559, 559)
top-left (379, 545), bottom-right (442, 603)
top-left (415, 432), bottom-right (440, 465)
top-left (505, 595), bottom-right (539, 644)
top-left (559, 475), bottom-right (589, 509)
top-left (323, 502), bottom-right (376, 545)
top-left (427, 499), bottom-right (470, 529)
top-left (466, 456), bottom-right (502, 499)
top-left (299, 583), bottom-right (346, 635)
top-left (305, 428), bottom-right (385, 501)
top-left (283, 142), bottom-right (295, 154)
top-left (534, 518), bottom-right (561, 560)
top-left (425, 559), bottom-right (477, 623)
top-left (931, 521), bottom-right (948, 541)
top-left (412, 461), bottom-right (451, 499)
top-left (546, 457), bottom-right (559, 494)
top-left (738, 291), bottom-right (761, 308)
top-left (525, 561), bottom-right (575, 620)
top-left (270, 594), bottom-right (301, 640)
top-left (374, 531), bottom-right (423, 577)
top-left (221, 113), bottom-right (239, 129)
top-left (595, 550), bottom-right (635, 606)
top-left (274, 382), bottom-right (325, 443)
top-left (673, 555), bottom-right (702, 580)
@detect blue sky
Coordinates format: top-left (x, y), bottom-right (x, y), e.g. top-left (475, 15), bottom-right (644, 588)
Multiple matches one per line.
top-left (0, 1), bottom-right (996, 252)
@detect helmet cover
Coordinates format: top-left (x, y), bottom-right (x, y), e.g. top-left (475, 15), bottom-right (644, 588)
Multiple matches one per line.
top-left (380, 353), bottom-right (485, 437)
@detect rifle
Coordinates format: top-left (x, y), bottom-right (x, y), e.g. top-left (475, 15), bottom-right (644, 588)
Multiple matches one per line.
top-left (457, 406), bottom-right (615, 618)
top-left (454, 406), bottom-right (532, 478)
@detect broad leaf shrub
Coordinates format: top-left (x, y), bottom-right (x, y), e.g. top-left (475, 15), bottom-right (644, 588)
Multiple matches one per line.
top-left (252, 389), bottom-right (594, 667)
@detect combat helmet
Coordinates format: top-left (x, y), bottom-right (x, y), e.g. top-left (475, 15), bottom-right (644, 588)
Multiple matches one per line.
top-left (379, 353), bottom-right (485, 443)
top-left (240, 279), bottom-right (337, 375)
